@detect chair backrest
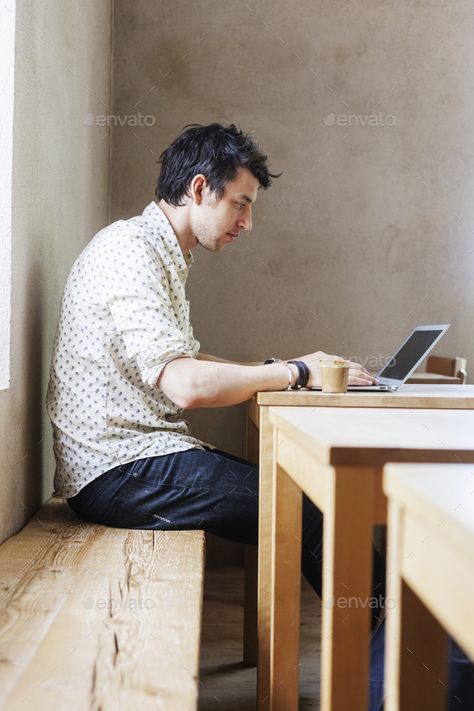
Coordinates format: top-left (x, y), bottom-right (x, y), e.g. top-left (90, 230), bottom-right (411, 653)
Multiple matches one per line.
top-left (426, 355), bottom-right (467, 383)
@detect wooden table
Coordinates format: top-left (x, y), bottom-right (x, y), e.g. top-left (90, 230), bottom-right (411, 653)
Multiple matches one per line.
top-left (258, 407), bottom-right (474, 711)
top-left (253, 384), bottom-right (474, 413)
top-left (244, 386), bottom-right (474, 667)
top-left (383, 463), bottom-right (474, 711)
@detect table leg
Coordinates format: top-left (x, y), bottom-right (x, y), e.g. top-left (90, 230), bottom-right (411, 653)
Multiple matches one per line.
top-left (244, 404), bottom-right (260, 667)
top-left (385, 502), bottom-right (448, 711)
top-left (320, 466), bottom-right (377, 711)
top-left (257, 406), bottom-right (275, 709)
top-left (243, 545), bottom-right (258, 666)
top-left (269, 460), bottom-right (303, 710)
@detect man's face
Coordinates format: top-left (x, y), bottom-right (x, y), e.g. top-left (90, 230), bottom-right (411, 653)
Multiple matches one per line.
top-left (190, 167), bottom-right (259, 252)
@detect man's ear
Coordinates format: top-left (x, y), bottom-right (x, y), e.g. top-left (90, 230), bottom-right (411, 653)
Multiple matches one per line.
top-left (190, 174), bottom-right (207, 205)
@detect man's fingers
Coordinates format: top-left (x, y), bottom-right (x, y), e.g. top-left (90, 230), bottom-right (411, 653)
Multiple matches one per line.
top-left (349, 363), bottom-right (378, 383)
top-left (349, 375), bottom-right (375, 385)
top-left (349, 367), bottom-right (377, 385)
top-left (349, 361), bottom-right (371, 375)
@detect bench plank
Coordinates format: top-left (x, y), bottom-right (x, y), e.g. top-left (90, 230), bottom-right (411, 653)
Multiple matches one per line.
top-left (0, 499), bottom-right (205, 710)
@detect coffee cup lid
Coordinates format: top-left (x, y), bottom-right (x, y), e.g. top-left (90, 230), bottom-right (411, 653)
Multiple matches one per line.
top-left (322, 358), bottom-right (349, 367)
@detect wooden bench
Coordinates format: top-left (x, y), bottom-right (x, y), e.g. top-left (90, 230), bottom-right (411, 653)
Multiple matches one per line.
top-left (0, 498), bottom-right (205, 710)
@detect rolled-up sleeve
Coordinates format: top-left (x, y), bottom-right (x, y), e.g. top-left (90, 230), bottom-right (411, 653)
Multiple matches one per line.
top-left (103, 233), bottom-right (199, 387)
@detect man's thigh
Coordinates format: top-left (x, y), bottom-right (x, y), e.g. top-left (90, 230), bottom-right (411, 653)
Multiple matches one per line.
top-left (79, 447), bottom-right (260, 543)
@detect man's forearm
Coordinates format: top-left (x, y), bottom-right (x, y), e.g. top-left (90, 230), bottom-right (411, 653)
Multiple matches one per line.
top-left (197, 352), bottom-right (263, 366)
top-left (159, 357), bottom-right (289, 409)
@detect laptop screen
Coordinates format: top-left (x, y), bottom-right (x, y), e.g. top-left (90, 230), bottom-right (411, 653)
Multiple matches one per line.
top-left (378, 328), bottom-right (445, 381)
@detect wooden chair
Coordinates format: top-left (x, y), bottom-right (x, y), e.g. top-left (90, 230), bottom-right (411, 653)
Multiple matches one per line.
top-left (408, 356), bottom-right (467, 384)
top-left (426, 355), bottom-right (467, 383)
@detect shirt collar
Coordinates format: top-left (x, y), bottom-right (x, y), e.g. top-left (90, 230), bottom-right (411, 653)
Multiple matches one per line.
top-left (142, 201), bottom-right (194, 274)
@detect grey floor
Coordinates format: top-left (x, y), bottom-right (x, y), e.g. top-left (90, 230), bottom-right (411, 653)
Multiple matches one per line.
top-left (199, 565), bottom-right (321, 710)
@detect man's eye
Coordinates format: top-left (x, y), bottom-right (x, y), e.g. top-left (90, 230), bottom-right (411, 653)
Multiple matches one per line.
top-left (237, 203), bottom-right (245, 210)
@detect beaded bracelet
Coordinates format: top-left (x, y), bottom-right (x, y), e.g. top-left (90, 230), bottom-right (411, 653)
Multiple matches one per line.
top-left (285, 362), bottom-right (298, 390)
top-left (287, 359), bottom-right (310, 389)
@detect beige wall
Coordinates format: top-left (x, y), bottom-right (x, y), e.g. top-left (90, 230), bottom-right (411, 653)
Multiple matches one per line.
top-left (111, 1), bottom-right (474, 458)
top-left (0, 0), bottom-right (112, 543)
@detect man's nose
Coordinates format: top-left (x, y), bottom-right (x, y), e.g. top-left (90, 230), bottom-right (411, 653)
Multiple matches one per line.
top-left (237, 207), bottom-right (252, 233)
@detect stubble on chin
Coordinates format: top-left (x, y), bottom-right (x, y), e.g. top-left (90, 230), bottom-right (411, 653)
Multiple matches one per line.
top-left (195, 234), bottom-right (221, 252)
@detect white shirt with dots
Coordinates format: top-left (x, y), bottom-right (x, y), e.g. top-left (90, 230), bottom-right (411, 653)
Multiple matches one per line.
top-left (47, 201), bottom-right (205, 498)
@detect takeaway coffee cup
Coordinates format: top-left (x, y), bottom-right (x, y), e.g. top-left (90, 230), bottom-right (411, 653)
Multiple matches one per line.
top-left (321, 359), bottom-right (350, 393)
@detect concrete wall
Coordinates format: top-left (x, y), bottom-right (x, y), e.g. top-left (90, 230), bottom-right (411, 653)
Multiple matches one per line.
top-left (111, 0), bottom-right (474, 458)
top-left (0, 0), bottom-right (112, 543)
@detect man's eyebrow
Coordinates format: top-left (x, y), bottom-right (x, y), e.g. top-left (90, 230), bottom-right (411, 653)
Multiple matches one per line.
top-left (236, 194), bottom-right (254, 204)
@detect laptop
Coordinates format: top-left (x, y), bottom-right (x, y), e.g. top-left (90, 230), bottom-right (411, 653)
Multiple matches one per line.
top-left (310, 323), bottom-right (451, 392)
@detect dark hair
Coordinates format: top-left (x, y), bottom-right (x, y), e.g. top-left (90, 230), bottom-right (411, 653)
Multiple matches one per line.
top-left (156, 123), bottom-right (280, 206)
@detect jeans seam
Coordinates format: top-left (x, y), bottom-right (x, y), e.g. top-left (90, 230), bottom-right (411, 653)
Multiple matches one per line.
top-left (121, 477), bottom-right (258, 498)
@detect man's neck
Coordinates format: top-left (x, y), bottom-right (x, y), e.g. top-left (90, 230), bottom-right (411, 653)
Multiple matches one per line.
top-left (157, 199), bottom-right (197, 254)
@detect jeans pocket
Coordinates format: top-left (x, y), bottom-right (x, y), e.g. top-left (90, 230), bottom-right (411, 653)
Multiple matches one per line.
top-left (122, 453), bottom-right (179, 488)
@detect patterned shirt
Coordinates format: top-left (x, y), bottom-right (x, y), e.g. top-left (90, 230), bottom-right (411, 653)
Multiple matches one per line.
top-left (47, 201), bottom-right (204, 498)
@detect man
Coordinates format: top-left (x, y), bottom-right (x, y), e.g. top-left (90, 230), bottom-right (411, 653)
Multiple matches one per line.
top-left (47, 122), bottom-right (375, 528)
top-left (46, 122), bottom-right (383, 701)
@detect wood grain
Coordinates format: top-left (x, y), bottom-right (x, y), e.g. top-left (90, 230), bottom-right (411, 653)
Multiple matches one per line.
top-left (256, 384), bottom-right (474, 408)
top-left (268, 462), bottom-right (302, 711)
top-left (0, 499), bottom-right (205, 710)
top-left (382, 467), bottom-right (471, 711)
top-left (384, 463), bottom-right (474, 670)
top-left (243, 404), bottom-right (260, 666)
top-left (268, 407), bottom-right (474, 467)
top-left (319, 465), bottom-right (376, 711)
top-left (257, 406), bottom-right (275, 710)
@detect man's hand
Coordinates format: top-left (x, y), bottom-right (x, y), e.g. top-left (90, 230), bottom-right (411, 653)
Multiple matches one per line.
top-left (294, 351), bottom-right (377, 387)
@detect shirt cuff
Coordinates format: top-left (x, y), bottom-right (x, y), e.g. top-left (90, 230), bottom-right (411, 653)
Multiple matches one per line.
top-left (139, 338), bottom-right (200, 388)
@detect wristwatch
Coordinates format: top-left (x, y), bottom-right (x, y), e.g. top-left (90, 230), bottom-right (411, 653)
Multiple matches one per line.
top-left (264, 357), bottom-right (283, 365)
